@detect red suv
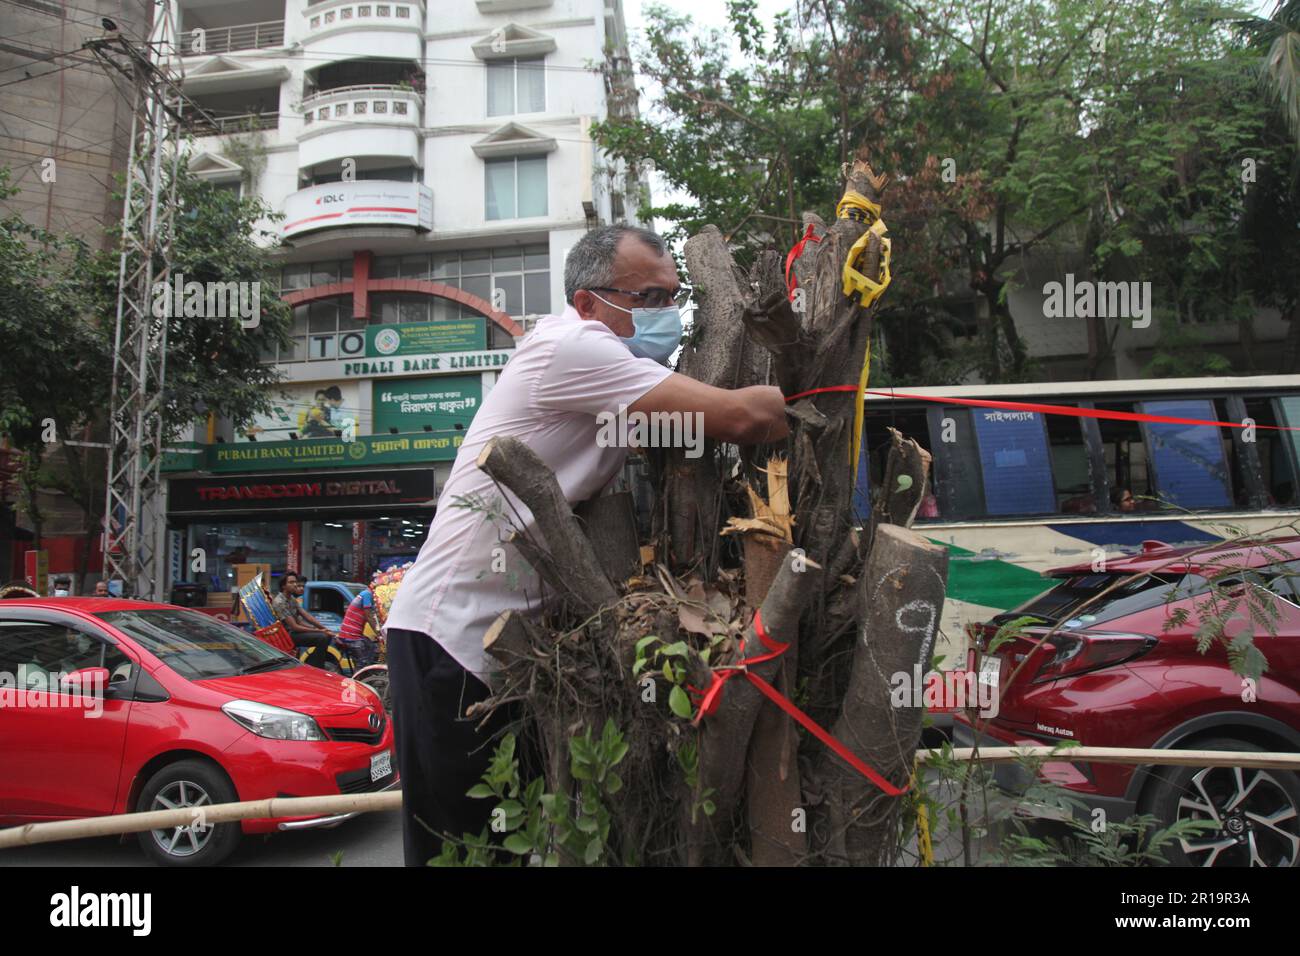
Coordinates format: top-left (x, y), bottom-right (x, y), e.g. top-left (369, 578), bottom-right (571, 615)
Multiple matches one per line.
top-left (955, 536), bottom-right (1300, 867)
top-left (0, 599), bottom-right (396, 866)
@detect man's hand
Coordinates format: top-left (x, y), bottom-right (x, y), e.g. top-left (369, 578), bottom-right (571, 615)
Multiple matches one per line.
top-left (629, 374), bottom-right (788, 445)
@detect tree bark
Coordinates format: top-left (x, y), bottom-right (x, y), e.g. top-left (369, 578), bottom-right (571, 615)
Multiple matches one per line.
top-left (575, 491), bottom-right (641, 585)
top-left (686, 549), bottom-right (822, 865)
top-left (813, 524), bottom-right (948, 866)
top-left (477, 436), bottom-right (618, 616)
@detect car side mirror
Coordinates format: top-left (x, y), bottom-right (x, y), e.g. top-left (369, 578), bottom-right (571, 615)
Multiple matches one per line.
top-left (62, 666), bottom-right (110, 697)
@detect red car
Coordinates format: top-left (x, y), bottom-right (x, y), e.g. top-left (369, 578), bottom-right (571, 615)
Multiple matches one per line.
top-left (0, 598), bottom-right (396, 866)
top-left (955, 536), bottom-right (1300, 867)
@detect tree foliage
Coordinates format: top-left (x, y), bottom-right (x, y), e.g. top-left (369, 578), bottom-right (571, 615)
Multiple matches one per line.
top-left (593, 0), bottom-right (1300, 384)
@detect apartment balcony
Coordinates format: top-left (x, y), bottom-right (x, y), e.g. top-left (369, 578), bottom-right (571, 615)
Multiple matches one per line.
top-left (302, 0), bottom-right (425, 61)
top-left (179, 0), bottom-right (286, 55)
top-left (297, 85), bottom-right (423, 169)
top-left (192, 110), bottom-right (280, 137)
top-left (191, 19), bottom-right (285, 55)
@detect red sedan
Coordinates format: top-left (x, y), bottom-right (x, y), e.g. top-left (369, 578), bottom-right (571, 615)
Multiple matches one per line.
top-left (0, 598), bottom-right (395, 866)
top-left (956, 536), bottom-right (1300, 867)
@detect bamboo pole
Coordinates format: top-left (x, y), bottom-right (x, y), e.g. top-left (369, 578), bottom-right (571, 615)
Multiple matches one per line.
top-left (3, 746), bottom-right (1298, 850)
top-left (0, 790), bottom-right (402, 849)
top-left (928, 746), bottom-right (1300, 770)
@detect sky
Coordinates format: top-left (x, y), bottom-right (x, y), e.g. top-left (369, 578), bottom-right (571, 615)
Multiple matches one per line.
top-left (616, 0), bottom-right (799, 230)
top-left (622, 0), bottom-right (797, 36)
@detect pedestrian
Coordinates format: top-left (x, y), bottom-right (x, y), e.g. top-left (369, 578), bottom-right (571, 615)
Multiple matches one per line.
top-left (93, 580), bottom-right (111, 597)
top-left (271, 572), bottom-right (333, 668)
top-left (384, 224), bottom-right (788, 865)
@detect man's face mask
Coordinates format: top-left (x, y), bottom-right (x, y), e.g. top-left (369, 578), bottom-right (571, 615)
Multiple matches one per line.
top-left (590, 291), bottom-right (682, 365)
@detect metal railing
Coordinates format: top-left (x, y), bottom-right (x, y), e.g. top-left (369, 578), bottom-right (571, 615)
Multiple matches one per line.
top-left (191, 111), bottom-right (280, 137)
top-left (301, 83), bottom-right (424, 106)
top-left (188, 20), bottom-right (285, 55)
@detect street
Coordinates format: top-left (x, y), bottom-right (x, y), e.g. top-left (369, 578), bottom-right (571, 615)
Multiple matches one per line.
top-left (0, 806), bottom-right (402, 868)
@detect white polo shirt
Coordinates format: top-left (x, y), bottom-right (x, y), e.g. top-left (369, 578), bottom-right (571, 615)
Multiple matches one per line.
top-left (384, 306), bottom-right (672, 683)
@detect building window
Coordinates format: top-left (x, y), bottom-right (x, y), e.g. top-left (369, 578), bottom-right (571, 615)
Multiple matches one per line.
top-left (267, 262), bottom-right (354, 364)
top-left (486, 57), bottom-right (545, 117)
top-left (485, 156), bottom-right (547, 220)
top-left (370, 244), bottom-right (550, 323)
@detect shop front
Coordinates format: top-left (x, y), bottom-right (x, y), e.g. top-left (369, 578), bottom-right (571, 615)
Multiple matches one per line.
top-left (167, 469), bottom-right (439, 597)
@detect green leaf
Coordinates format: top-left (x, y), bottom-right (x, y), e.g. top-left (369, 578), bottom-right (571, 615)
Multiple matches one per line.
top-left (604, 771), bottom-right (623, 794)
top-left (576, 813), bottom-right (599, 834)
top-left (660, 641), bottom-right (690, 657)
top-left (669, 684), bottom-right (694, 719)
top-left (584, 836), bottom-right (603, 864)
top-left (608, 741), bottom-right (629, 767)
top-left (662, 659), bottom-right (676, 684)
top-left (634, 635), bottom-right (659, 654)
top-left (502, 833), bottom-right (534, 855)
top-left (466, 783), bottom-right (495, 799)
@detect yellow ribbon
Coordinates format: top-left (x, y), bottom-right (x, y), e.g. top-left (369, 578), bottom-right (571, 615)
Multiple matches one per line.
top-left (842, 217), bottom-right (892, 307)
top-left (836, 190), bottom-right (882, 224)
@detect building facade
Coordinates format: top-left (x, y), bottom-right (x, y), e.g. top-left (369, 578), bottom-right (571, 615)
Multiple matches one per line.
top-left (0, 0), bottom-right (143, 588)
top-left (159, 0), bottom-right (642, 597)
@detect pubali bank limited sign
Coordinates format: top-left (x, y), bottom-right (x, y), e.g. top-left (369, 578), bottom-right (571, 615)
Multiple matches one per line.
top-left (341, 349), bottom-right (512, 378)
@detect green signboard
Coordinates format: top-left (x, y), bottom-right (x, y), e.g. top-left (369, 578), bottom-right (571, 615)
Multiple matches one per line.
top-left (373, 375), bottom-right (482, 437)
top-left (367, 319), bottom-right (486, 357)
top-left (164, 432), bottom-right (467, 473)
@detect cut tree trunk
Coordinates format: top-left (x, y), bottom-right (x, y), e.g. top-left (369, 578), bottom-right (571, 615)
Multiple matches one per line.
top-left (685, 548), bottom-right (822, 865)
top-left (813, 524), bottom-right (948, 866)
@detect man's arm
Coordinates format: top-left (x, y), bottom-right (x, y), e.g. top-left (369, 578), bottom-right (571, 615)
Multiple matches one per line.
top-left (628, 374), bottom-right (788, 445)
top-left (298, 606), bottom-right (326, 631)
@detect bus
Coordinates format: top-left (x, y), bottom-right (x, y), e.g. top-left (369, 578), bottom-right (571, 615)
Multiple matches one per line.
top-left (858, 375), bottom-right (1300, 665)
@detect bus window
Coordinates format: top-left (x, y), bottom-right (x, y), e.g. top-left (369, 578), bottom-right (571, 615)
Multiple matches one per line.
top-left (1097, 403), bottom-right (1154, 509)
top-left (861, 407), bottom-right (931, 520)
top-left (925, 407), bottom-right (984, 519)
top-left (1046, 413), bottom-right (1095, 513)
top-left (1216, 398), bottom-right (1254, 508)
top-left (969, 408), bottom-right (1056, 515)
top-left (1271, 396), bottom-right (1300, 507)
top-left (1139, 399), bottom-right (1233, 509)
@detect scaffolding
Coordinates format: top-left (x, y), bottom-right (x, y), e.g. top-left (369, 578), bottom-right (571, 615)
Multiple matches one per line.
top-left (84, 9), bottom-right (187, 601)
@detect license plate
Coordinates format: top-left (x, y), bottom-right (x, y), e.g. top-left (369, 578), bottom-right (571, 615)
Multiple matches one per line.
top-left (370, 750), bottom-right (392, 782)
top-left (978, 656), bottom-right (1001, 690)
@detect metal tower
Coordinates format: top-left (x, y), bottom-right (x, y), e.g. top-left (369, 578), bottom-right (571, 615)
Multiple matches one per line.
top-left (85, 7), bottom-right (187, 601)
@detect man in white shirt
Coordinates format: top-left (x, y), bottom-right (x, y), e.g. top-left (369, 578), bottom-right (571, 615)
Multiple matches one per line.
top-left (384, 224), bottom-right (788, 864)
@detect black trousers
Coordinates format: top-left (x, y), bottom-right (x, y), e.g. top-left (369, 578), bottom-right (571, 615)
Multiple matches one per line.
top-left (387, 627), bottom-right (519, 866)
top-left (292, 630), bottom-right (333, 668)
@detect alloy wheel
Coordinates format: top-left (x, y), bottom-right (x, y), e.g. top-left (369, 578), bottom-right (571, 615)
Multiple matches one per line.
top-left (1177, 766), bottom-right (1300, 867)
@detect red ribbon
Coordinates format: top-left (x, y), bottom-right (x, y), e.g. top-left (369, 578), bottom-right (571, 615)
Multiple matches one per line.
top-left (689, 608), bottom-right (908, 797)
top-left (781, 385), bottom-right (1300, 432)
top-left (784, 224), bottom-right (822, 301)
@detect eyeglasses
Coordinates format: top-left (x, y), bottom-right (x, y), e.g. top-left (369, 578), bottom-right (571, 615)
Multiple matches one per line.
top-left (588, 285), bottom-right (692, 309)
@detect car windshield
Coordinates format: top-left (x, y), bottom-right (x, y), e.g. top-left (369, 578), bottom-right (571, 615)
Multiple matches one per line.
top-left (993, 572), bottom-right (1194, 627)
top-left (97, 608), bottom-right (295, 680)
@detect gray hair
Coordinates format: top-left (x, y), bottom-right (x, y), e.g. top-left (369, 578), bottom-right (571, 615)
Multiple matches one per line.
top-left (564, 225), bottom-right (668, 305)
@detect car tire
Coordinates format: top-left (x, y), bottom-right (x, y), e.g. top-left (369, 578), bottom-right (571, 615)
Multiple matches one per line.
top-left (1141, 736), bottom-right (1300, 867)
top-left (135, 760), bottom-right (241, 867)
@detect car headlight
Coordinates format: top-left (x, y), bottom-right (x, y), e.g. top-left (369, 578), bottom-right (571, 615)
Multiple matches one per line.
top-left (222, 700), bottom-right (326, 741)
